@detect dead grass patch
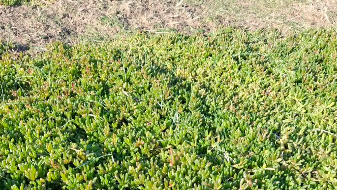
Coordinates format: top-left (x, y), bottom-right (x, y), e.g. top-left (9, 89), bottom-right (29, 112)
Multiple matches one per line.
top-left (0, 0), bottom-right (336, 54)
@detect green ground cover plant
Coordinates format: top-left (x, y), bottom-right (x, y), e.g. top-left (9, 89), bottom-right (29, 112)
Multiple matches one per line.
top-left (0, 0), bottom-right (29, 6)
top-left (1, 28), bottom-right (337, 189)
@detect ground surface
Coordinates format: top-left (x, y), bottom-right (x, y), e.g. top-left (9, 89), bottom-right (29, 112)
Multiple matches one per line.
top-left (1, 1), bottom-right (337, 189)
top-left (1, 0), bottom-right (337, 53)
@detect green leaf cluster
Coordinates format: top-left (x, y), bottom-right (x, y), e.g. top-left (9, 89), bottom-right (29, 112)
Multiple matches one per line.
top-left (1, 28), bottom-right (337, 189)
top-left (0, 0), bottom-right (29, 6)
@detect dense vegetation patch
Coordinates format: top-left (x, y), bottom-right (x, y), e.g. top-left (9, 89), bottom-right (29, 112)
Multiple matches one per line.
top-left (0, 0), bottom-right (29, 6)
top-left (1, 29), bottom-right (337, 189)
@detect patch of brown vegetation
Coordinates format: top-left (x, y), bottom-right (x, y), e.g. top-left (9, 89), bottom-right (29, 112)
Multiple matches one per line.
top-left (197, 0), bottom-right (337, 32)
top-left (0, 0), bottom-right (336, 53)
top-left (0, 0), bottom-right (202, 50)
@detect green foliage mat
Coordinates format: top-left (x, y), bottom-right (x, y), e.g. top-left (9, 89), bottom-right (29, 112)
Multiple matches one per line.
top-left (0, 0), bottom-right (29, 6)
top-left (1, 29), bottom-right (337, 189)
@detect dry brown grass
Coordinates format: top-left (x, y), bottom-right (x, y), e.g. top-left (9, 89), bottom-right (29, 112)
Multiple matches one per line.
top-left (0, 0), bottom-right (336, 53)
top-left (194, 0), bottom-right (337, 31)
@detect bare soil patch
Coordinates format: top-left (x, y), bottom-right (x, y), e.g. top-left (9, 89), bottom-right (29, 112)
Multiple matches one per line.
top-left (196, 0), bottom-right (337, 32)
top-left (0, 0), bottom-right (336, 53)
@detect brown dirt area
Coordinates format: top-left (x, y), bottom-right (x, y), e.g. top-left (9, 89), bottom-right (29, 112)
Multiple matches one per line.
top-left (0, 0), bottom-right (336, 53)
